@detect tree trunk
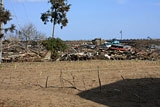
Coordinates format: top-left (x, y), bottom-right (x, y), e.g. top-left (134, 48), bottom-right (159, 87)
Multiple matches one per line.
top-left (38, 41), bottom-right (40, 56)
top-left (52, 19), bottom-right (56, 40)
top-left (25, 35), bottom-right (28, 53)
top-left (52, 7), bottom-right (57, 40)
top-left (0, 0), bottom-right (4, 64)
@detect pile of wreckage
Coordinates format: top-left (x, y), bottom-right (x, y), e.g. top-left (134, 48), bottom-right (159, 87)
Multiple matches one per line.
top-left (2, 41), bottom-right (49, 62)
top-left (1, 38), bottom-right (160, 62)
top-left (59, 38), bottom-right (160, 61)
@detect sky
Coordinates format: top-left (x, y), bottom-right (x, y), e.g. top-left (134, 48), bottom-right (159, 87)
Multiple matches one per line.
top-left (4, 0), bottom-right (160, 40)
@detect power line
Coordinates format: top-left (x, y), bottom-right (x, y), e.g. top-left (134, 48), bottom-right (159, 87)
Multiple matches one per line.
top-left (21, 2), bottom-right (31, 23)
top-left (9, 1), bottom-right (31, 26)
top-left (9, 2), bottom-right (22, 30)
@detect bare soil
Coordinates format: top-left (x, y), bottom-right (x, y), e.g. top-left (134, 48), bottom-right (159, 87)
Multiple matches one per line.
top-left (0, 61), bottom-right (160, 107)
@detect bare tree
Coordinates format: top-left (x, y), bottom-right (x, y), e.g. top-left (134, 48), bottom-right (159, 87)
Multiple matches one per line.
top-left (18, 23), bottom-right (46, 53)
top-left (34, 32), bottom-right (46, 55)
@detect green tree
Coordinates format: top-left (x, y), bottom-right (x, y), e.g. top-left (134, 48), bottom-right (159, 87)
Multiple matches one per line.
top-left (41, 0), bottom-right (71, 39)
top-left (42, 37), bottom-right (67, 60)
top-left (0, 7), bottom-right (15, 38)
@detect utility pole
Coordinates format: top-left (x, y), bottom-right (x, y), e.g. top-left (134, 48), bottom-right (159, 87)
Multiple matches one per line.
top-left (0, 0), bottom-right (4, 64)
top-left (120, 30), bottom-right (122, 40)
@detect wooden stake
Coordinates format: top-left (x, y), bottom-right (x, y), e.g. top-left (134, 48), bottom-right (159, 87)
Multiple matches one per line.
top-left (97, 66), bottom-right (102, 92)
top-left (82, 76), bottom-right (86, 90)
top-left (60, 70), bottom-right (64, 88)
top-left (45, 76), bottom-right (49, 88)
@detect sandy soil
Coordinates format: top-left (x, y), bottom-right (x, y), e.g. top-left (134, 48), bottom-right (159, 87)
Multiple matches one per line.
top-left (0, 60), bottom-right (160, 107)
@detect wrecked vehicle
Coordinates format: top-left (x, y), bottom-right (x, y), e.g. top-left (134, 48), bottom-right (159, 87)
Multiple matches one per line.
top-left (110, 44), bottom-right (132, 51)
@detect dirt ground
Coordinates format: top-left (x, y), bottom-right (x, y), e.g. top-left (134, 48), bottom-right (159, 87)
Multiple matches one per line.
top-left (0, 60), bottom-right (160, 107)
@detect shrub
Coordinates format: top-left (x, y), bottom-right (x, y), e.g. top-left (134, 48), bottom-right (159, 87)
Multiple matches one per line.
top-left (42, 37), bottom-right (67, 59)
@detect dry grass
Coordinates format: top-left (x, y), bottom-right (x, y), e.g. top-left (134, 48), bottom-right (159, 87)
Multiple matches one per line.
top-left (0, 60), bottom-right (160, 107)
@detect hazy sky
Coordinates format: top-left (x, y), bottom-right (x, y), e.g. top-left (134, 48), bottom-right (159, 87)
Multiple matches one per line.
top-left (5, 0), bottom-right (160, 40)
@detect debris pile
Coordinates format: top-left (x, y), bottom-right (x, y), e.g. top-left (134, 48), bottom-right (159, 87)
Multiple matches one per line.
top-left (2, 41), bottom-right (47, 62)
top-left (61, 39), bottom-right (160, 61)
top-left (1, 39), bottom-right (160, 62)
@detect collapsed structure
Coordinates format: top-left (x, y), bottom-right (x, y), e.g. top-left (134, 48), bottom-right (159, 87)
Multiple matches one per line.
top-left (1, 38), bottom-right (160, 62)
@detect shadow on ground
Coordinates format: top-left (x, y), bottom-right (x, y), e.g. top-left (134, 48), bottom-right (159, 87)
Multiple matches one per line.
top-left (77, 78), bottom-right (160, 107)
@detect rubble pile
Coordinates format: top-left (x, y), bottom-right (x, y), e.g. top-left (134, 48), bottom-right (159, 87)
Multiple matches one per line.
top-left (61, 39), bottom-right (160, 61)
top-left (59, 48), bottom-right (159, 61)
top-left (1, 39), bottom-right (160, 62)
top-left (2, 41), bottom-right (47, 62)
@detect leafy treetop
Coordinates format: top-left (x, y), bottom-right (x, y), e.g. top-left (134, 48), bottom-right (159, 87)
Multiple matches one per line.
top-left (0, 7), bottom-right (15, 38)
top-left (41, 0), bottom-right (71, 29)
top-left (42, 37), bottom-right (67, 52)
